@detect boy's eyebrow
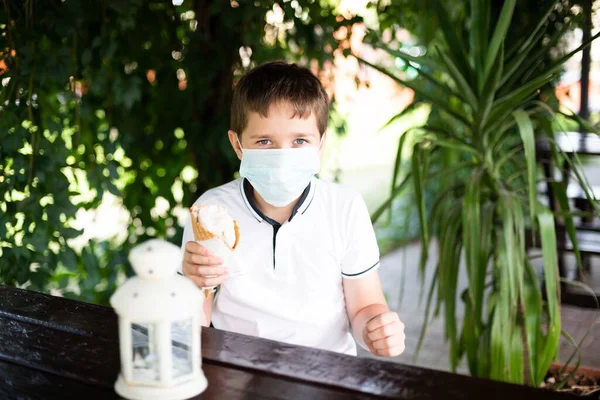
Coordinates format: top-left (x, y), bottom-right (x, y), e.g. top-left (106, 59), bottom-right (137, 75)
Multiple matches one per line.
top-left (291, 132), bottom-right (319, 137)
top-left (247, 132), bottom-right (318, 139)
top-left (247, 132), bottom-right (274, 139)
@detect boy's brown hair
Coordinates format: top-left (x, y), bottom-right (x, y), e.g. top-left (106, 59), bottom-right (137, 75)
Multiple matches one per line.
top-left (231, 61), bottom-right (329, 136)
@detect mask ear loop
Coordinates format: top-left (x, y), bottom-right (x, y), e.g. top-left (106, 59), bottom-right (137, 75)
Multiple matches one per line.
top-left (318, 135), bottom-right (325, 150)
top-left (235, 133), bottom-right (244, 151)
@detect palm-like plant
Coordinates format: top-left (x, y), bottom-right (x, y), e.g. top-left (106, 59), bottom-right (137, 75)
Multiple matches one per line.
top-left (360, 0), bottom-right (600, 386)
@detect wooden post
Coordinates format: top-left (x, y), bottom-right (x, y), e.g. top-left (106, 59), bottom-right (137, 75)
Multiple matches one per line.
top-left (580, 0), bottom-right (592, 123)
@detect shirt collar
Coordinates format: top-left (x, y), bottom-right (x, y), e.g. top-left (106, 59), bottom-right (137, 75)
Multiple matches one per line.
top-left (239, 178), bottom-right (316, 225)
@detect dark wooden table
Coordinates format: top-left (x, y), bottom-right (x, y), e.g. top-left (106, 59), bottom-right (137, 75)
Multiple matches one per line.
top-left (0, 286), bottom-right (579, 399)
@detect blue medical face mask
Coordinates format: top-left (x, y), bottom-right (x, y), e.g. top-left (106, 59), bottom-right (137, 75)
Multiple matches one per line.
top-left (236, 135), bottom-right (321, 207)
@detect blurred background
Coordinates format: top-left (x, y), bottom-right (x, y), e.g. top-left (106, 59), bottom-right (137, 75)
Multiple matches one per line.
top-left (2, 0), bottom-right (600, 378)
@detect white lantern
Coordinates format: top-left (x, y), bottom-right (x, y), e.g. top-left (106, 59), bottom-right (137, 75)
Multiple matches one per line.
top-left (110, 239), bottom-right (207, 400)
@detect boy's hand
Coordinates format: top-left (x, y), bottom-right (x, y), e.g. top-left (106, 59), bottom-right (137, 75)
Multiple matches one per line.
top-left (363, 311), bottom-right (405, 357)
top-left (182, 241), bottom-right (228, 288)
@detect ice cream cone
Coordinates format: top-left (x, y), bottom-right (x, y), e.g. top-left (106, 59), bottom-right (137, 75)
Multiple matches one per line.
top-left (189, 205), bottom-right (240, 250)
top-left (189, 205), bottom-right (240, 298)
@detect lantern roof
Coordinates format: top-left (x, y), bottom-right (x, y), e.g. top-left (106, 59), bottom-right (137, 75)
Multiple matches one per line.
top-left (110, 239), bottom-right (202, 321)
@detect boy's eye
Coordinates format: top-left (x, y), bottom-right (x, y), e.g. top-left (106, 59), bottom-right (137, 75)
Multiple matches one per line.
top-left (294, 139), bottom-right (307, 145)
top-left (257, 139), bottom-right (271, 146)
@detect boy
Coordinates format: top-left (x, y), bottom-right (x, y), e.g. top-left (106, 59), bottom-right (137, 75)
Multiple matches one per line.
top-left (181, 61), bottom-right (405, 357)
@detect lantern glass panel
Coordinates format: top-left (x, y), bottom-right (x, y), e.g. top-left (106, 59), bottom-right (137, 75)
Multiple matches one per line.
top-left (171, 318), bottom-right (193, 379)
top-left (131, 323), bottom-right (160, 382)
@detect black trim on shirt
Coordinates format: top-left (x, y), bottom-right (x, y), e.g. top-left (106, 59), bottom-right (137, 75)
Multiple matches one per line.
top-left (242, 179), bottom-right (311, 270)
top-left (289, 183), bottom-right (311, 221)
top-left (301, 190), bottom-right (316, 215)
top-left (342, 261), bottom-right (381, 277)
top-left (272, 225), bottom-right (281, 270)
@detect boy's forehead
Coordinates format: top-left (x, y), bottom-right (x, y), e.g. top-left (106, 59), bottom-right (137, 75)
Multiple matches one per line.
top-left (259, 101), bottom-right (308, 118)
top-left (244, 101), bottom-right (319, 135)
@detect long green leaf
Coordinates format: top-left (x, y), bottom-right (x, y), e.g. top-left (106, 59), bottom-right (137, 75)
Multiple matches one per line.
top-left (421, 125), bottom-right (474, 147)
top-left (535, 203), bottom-right (561, 384)
top-left (375, 46), bottom-right (473, 107)
top-left (489, 118), bottom-right (518, 157)
top-left (543, 119), bottom-right (600, 216)
top-left (380, 102), bottom-right (423, 133)
top-left (373, 160), bottom-right (473, 223)
top-left (462, 171), bottom-right (484, 358)
top-left (432, 1), bottom-right (472, 80)
top-left (501, 27), bottom-right (548, 88)
top-left (478, 322), bottom-right (492, 378)
top-left (356, 57), bottom-right (472, 127)
top-left (557, 278), bottom-right (600, 374)
top-left (551, 181), bottom-right (583, 272)
top-left (434, 138), bottom-right (481, 156)
top-left (505, 0), bottom-right (559, 60)
top-left (483, 0), bottom-right (515, 84)
top-left (548, 30), bottom-right (600, 78)
top-left (502, 0), bottom-right (559, 87)
top-left (502, 197), bottom-right (519, 314)
top-left (495, 143), bottom-right (524, 174)
top-left (490, 300), bottom-right (504, 379)
top-left (560, 110), bottom-right (600, 135)
top-left (523, 259), bottom-right (541, 385)
top-left (487, 72), bottom-right (557, 127)
top-left (371, 172), bottom-right (412, 223)
top-left (414, 265), bottom-right (439, 361)
top-left (389, 130), bottom-right (412, 218)
top-left (512, 199), bottom-right (529, 384)
top-left (491, 232), bottom-right (513, 382)
top-left (385, 132), bottom-right (412, 226)
top-left (513, 110), bottom-right (536, 223)
top-left (474, 202), bottom-right (494, 377)
top-left (501, 19), bottom-right (573, 91)
top-left (478, 43), bottom-right (504, 132)
top-left (462, 295), bottom-right (479, 376)
top-left (412, 143), bottom-right (429, 281)
top-left (439, 205), bottom-right (462, 371)
top-left (509, 323), bottom-right (525, 384)
top-left (435, 46), bottom-right (478, 109)
top-left (553, 329), bottom-right (582, 390)
top-left (397, 192), bottom-right (413, 309)
top-left (372, 43), bottom-right (442, 70)
top-left (470, 0), bottom-right (488, 90)
top-left (509, 25), bottom-right (600, 94)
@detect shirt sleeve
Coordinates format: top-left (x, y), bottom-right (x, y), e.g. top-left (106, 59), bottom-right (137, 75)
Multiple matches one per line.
top-left (341, 191), bottom-right (381, 279)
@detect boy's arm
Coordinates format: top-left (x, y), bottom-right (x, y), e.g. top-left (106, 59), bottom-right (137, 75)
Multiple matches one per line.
top-left (339, 191), bottom-right (405, 357)
top-left (344, 272), bottom-right (405, 357)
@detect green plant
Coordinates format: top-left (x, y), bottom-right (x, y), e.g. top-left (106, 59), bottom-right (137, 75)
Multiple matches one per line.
top-left (360, 0), bottom-right (599, 386)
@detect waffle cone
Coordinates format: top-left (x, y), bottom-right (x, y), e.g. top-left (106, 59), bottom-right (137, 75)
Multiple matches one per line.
top-left (231, 220), bottom-right (240, 250)
top-left (191, 215), bottom-right (217, 242)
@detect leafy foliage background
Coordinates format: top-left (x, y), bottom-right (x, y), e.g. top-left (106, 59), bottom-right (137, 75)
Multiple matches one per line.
top-left (0, 0), bottom-right (359, 305)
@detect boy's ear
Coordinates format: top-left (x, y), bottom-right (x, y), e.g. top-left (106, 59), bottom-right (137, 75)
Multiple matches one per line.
top-left (228, 130), bottom-right (243, 160)
top-left (319, 132), bottom-right (327, 155)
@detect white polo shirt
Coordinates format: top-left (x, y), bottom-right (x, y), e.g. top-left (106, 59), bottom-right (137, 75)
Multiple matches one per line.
top-left (180, 177), bottom-right (380, 355)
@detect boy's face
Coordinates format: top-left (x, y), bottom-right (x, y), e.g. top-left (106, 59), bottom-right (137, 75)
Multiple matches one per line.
top-left (228, 101), bottom-right (323, 160)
